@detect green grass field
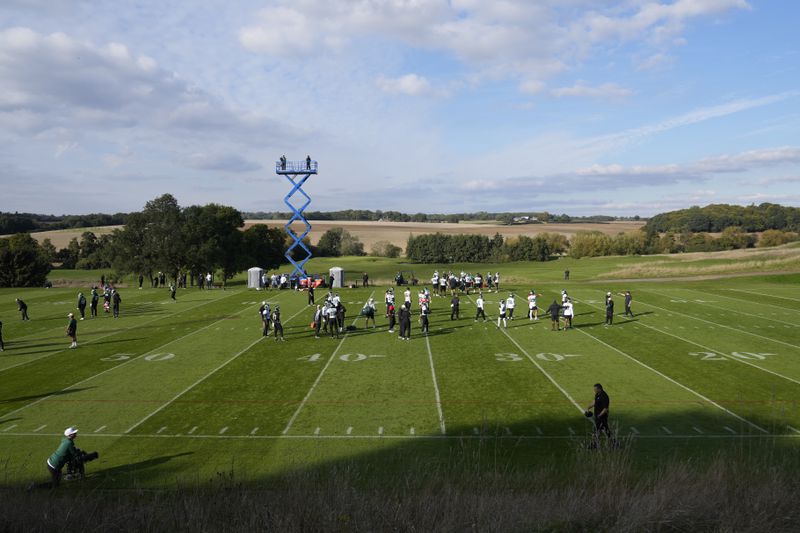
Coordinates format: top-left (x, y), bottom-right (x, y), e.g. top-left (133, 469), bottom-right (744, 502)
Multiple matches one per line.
top-left (2, 257), bottom-right (800, 491)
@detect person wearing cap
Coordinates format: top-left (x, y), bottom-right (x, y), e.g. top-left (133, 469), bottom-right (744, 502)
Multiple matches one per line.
top-left (547, 300), bottom-right (562, 331)
top-left (605, 293), bottom-right (614, 326)
top-left (620, 290), bottom-right (634, 317)
top-left (16, 298), bottom-right (29, 321)
top-left (76, 292), bottom-right (87, 320)
top-left (449, 293), bottom-right (460, 320)
top-left (34, 427), bottom-right (81, 488)
top-left (66, 313), bottom-right (78, 348)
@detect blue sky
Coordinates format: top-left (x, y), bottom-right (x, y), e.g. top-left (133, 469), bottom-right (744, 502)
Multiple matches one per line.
top-left (0, 0), bottom-right (798, 216)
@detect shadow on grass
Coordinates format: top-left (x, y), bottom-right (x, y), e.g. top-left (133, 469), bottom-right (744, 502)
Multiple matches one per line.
top-left (0, 387), bottom-right (95, 405)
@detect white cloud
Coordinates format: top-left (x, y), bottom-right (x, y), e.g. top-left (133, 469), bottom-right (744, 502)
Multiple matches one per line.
top-left (376, 74), bottom-right (433, 96)
top-left (519, 80), bottom-right (546, 95)
top-left (551, 81), bottom-right (633, 99)
top-left (186, 153), bottom-right (262, 173)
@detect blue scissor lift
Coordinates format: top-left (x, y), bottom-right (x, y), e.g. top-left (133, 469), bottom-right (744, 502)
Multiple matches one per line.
top-left (276, 158), bottom-right (317, 281)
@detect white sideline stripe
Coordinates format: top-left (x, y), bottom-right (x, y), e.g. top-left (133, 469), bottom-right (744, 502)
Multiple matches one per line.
top-left (123, 303), bottom-right (307, 435)
top-left (94, 425), bottom-right (106, 433)
top-left (188, 426), bottom-right (198, 434)
top-left (4, 431), bottom-right (799, 441)
top-left (346, 426), bottom-right (353, 435)
top-left (724, 426), bottom-right (736, 434)
top-left (378, 426), bottom-right (384, 436)
top-left (3, 424), bottom-right (18, 432)
top-left (0, 291), bottom-right (241, 374)
top-left (425, 333), bottom-right (446, 435)
top-left (2, 292), bottom-right (260, 421)
top-left (638, 291), bottom-right (800, 352)
top-left (661, 426), bottom-right (672, 435)
top-left (572, 317), bottom-right (769, 434)
top-left (250, 427), bottom-right (259, 435)
top-left (728, 288), bottom-right (800, 305)
top-left (281, 292), bottom-right (374, 435)
top-left (157, 426), bottom-right (167, 434)
top-left (648, 288), bottom-right (799, 328)
top-left (219, 427), bottom-right (228, 435)
top-left (33, 425), bottom-right (46, 432)
top-left (788, 425), bottom-right (800, 435)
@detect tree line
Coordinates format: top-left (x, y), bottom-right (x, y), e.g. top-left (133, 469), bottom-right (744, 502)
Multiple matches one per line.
top-left (0, 211), bottom-right (128, 235)
top-left (405, 233), bottom-right (569, 263)
top-left (645, 203), bottom-right (800, 233)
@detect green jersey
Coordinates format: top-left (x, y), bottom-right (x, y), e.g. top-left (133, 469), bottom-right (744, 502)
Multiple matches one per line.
top-left (67, 318), bottom-right (77, 335)
top-left (48, 437), bottom-right (79, 470)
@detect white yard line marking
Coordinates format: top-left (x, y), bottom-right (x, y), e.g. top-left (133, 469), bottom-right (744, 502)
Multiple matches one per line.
top-left (693, 426), bottom-right (704, 434)
top-left (33, 425), bottom-right (46, 432)
top-left (157, 426), bottom-right (167, 434)
top-left (424, 333), bottom-right (446, 435)
top-left (3, 293), bottom-right (261, 421)
top-left (728, 288), bottom-right (800, 305)
top-left (535, 426), bottom-right (543, 435)
top-left (4, 431), bottom-right (800, 441)
top-left (94, 425), bottom-right (106, 433)
top-left (3, 424), bottom-right (18, 432)
top-left (652, 288), bottom-right (799, 326)
top-left (282, 293), bottom-right (373, 435)
top-left (638, 291), bottom-right (800, 352)
top-left (188, 426), bottom-right (198, 434)
top-left (724, 426), bottom-right (737, 434)
top-left (0, 292), bottom-right (241, 375)
top-left (572, 317), bottom-right (769, 434)
top-left (378, 426), bottom-right (384, 436)
top-left (250, 427), bottom-right (259, 435)
top-left (788, 425), bottom-right (800, 435)
top-left (630, 427), bottom-right (639, 434)
top-left (219, 427), bottom-right (228, 435)
top-left (661, 426), bottom-right (672, 435)
top-left (568, 427), bottom-right (576, 435)
top-left (346, 426), bottom-right (353, 435)
top-left (124, 303), bottom-right (307, 435)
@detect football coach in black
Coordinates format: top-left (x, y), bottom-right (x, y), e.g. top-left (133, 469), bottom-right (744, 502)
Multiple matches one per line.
top-left (585, 383), bottom-right (616, 448)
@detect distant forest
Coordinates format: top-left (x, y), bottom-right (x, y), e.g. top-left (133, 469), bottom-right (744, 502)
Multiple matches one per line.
top-left (242, 210), bottom-right (637, 224)
top-left (0, 212), bottom-right (128, 235)
top-left (644, 203), bottom-right (800, 233)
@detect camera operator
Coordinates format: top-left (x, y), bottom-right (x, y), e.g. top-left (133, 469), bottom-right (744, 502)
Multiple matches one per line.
top-left (32, 427), bottom-right (82, 489)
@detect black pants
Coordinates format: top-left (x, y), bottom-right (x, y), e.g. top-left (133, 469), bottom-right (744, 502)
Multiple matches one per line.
top-left (171, 291), bottom-right (176, 300)
top-left (475, 308), bottom-right (486, 321)
top-left (605, 313), bottom-right (613, 325)
top-left (262, 320), bottom-right (270, 336)
top-left (450, 307), bottom-right (459, 320)
top-left (36, 464), bottom-right (61, 489)
top-left (274, 323), bottom-right (283, 339)
top-left (0, 330), bottom-right (4, 350)
top-left (113, 304), bottom-right (120, 318)
top-left (91, 301), bottom-right (98, 316)
top-left (625, 305), bottom-right (633, 317)
top-left (388, 315), bottom-right (396, 331)
top-left (315, 320), bottom-right (321, 336)
top-left (308, 293), bottom-right (314, 305)
top-left (421, 315), bottom-right (429, 333)
top-left (399, 320), bottom-right (410, 338)
top-left (20, 309), bottom-right (29, 320)
top-left (593, 415), bottom-right (616, 446)
top-left (78, 305), bottom-right (85, 319)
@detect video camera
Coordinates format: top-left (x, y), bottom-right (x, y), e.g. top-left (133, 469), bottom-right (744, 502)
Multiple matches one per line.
top-left (65, 448), bottom-right (99, 480)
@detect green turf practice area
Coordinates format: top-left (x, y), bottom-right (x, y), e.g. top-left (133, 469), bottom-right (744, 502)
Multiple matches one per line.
top-left (2, 257), bottom-right (800, 490)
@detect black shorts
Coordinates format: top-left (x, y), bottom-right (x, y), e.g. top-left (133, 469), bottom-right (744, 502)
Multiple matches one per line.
top-left (594, 415), bottom-right (610, 433)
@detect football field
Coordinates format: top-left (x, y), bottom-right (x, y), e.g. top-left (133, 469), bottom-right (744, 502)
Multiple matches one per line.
top-left (2, 268), bottom-right (800, 487)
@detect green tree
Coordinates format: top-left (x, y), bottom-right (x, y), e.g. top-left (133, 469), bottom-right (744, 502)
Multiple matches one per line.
top-left (242, 224), bottom-right (285, 270)
top-left (40, 238), bottom-right (57, 263)
top-left (0, 233), bottom-right (52, 287)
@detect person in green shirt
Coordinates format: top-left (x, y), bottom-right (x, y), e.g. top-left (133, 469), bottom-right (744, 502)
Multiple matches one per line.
top-left (66, 313), bottom-right (77, 348)
top-left (35, 427), bottom-right (80, 489)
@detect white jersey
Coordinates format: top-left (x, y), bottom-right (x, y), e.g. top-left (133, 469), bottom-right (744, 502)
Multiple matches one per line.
top-left (476, 297), bottom-right (484, 309)
top-left (332, 295), bottom-right (341, 306)
top-left (404, 289), bottom-right (412, 303)
top-left (499, 301), bottom-right (507, 315)
top-left (561, 293), bottom-right (568, 304)
top-left (506, 297), bottom-right (515, 309)
top-left (528, 294), bottom-right (537, 308)
top-left (563, 302), bottom-right (574, 317)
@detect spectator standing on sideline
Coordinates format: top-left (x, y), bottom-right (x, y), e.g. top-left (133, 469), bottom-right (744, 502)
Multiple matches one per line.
top-left (76, 292), bottom-right (87, 320)
top-left (547, 300), bottom-right (562, 331)
top-left (362, 272), bottom-right (369, 287)
top-left (100, 274), bottom-right (105, 288)
top-left (66, 313), bottom-right (78, 348)
top-left (112, 290), bottom-right (122, 318)
top-left (138, 274), bottom-right (144, 289)
top-left (308, 284), bottom-right (315, 305)
top-left (90, 287), bottom-right (99, 317)
top-left (169, 282), bottom-right (176, 301)
top-left (564, 269), bottom-right (570, 280)
top-left (16, 298), bottom-right (29, 320)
